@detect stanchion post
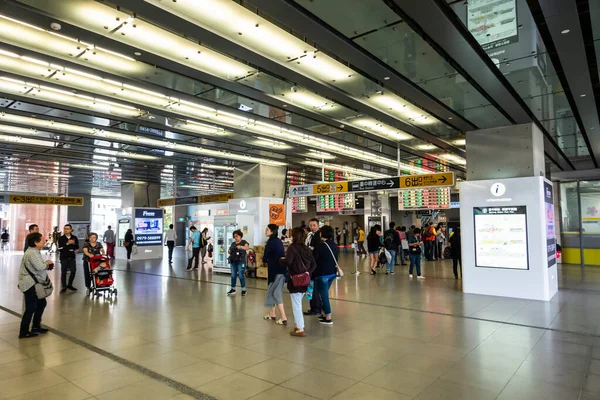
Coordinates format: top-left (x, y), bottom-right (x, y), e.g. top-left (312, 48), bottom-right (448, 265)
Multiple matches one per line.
top-left (352, 240), bottom-right (360, 275)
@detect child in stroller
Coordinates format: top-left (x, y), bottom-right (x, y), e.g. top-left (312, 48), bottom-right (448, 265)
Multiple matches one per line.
top-left (87, 255), bottom-right (117, 297)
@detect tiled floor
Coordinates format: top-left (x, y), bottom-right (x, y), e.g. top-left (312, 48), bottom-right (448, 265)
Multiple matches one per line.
top-left (1, 249), bottom-right (600, 399)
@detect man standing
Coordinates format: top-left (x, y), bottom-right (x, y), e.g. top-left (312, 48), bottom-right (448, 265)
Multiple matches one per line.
top-left (384, 222), bottom-right (400, 274)
top-left (58, 224), bottom-right (79, 293)
top-left (424, 222), bottom-right (436, 261)
top-left (164, 224), bottom-right (177, 264)
top-left (186, 226), bottom-right (201, 271)
top-left (1, 229), bottom-right (9, 252)
top-left (304, 218), bottom-right (322, 316)
top-left (23, 224), bottom-right (38, 252)
top-left (102, 226), bottom-right (115, 259)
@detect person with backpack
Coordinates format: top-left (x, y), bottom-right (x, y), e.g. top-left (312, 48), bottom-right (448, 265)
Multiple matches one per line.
top-left (383, 222), bottom-right (400, 274)
top-left (423, 222), bottom-right (436, 261)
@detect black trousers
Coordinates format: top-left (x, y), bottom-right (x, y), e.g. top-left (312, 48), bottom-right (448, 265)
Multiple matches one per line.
top-left (309, 290), bottom-right (322, 313)
top-left (167, 241), bottom-right (175, 262)
top-left (60, 258), bottom-right (76, 289)
top-left (126, 245), bottom-right (133, 260)
top-left (453, 255), bottom-right (462, 277)
top-left (83, 260), bottom-right (92, 289)
top-left (20, 287), bottom-right (46, 336)
top-left (424, 241), bottom-right (434, 260)
top-left (188, 247), bottom-right (201, 269)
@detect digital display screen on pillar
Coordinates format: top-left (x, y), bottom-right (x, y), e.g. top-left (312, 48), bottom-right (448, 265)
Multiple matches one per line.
top-left (473, 206), bottom-right (529, 270)
top-left (134, 209), bottom-right (163, 246)
top-left (544, 182), bottom-right (556, 268)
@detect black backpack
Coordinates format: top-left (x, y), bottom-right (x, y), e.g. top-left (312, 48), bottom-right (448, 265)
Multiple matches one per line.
top-left (384, 231), bottom-right (396, 250)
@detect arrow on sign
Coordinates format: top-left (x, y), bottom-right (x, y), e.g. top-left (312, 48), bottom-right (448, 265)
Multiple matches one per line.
top-left (337, 184), bottom-right (344, 191)
top-left (439, 176), bottom-right (448, 184)
top-left (387, 180), bottom-right (394, 188)
top-left (292, 187), bottom-right (298, 195)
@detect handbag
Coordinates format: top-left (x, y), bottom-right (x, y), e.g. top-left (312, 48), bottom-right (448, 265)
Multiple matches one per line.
top-left (325, 242), bottom-right (344, 277)
top-left (24, 260), bottom-right (53, 299)
top-left (288, 248), bottom-right (311, 288)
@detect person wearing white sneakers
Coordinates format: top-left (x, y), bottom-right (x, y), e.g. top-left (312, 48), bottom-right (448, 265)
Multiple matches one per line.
top-left (408, 227), bottom-right (425, 279)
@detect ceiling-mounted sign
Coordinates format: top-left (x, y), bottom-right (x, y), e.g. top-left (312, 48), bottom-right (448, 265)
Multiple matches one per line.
top-left (157, 193), bottom-right (233, 207)
top-left (467, 0), bottom-right (518, 50)
top-left (350, 178), bottom-right (400, 192)
top-left (398, 172), bottom-right (455, 189)
top-left (1, 194), bottom-right (84, 206)
top-left (289, 172), bottom-right (455, 197)
top-left (314, 182), bottom-right (348, 195)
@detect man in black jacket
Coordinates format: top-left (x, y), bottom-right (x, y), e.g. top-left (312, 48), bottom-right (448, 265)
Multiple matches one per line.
top-left (58, 224), bottom-right (79, 293)
top-left (384, 222), bottom-right (400, 274)
top-left (304, 218), bottom-right (322, 315)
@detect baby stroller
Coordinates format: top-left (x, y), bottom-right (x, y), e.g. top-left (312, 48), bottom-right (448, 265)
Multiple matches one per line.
top-left (87, 255), bottom-right (117, 298)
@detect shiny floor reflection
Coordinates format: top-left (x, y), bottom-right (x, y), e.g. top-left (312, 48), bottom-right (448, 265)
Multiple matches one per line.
top-left (1, 249), bottom-right (600, 399)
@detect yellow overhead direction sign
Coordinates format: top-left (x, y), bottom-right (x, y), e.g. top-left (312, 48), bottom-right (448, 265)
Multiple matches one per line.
top-left (313, 182), bottom-right (348, 195)
top-left (398, 172), bottom-right (455, 189)
top-left (8, 195), bottom-right (84, 206)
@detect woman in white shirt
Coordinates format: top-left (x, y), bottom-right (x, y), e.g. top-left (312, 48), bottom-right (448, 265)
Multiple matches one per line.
top-left (18, 232), bottom-right (54, 339)
top-left (164, 224), bottom-right (177, 264)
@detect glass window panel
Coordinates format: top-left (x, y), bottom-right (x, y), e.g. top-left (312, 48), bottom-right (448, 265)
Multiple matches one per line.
top-left (449, 0), bottom-right (586, 157)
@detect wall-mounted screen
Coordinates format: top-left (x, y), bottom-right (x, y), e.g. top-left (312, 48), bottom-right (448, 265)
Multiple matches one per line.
top-left (134, 208), bottom-right (163, 246)
top-left (474, 206), bottom-right (529, 270)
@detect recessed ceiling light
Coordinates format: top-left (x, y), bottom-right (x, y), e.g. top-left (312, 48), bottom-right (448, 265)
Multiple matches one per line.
top-left (134, 52), bottom-right (142, 56)
top-left (384, 76), bottom-right (390, 80)
top-left (448, 117), bottom-right (453, 120)
top-left (561, 29), bottom-right (570, 34)
top-left (581, 94), bottom-right (587, 97)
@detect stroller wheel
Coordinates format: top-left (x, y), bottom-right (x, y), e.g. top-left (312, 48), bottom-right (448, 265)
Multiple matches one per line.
top-left (113, 288), bottom-right (118, 296)
top-left (86, 288), bottom-right (90, 296)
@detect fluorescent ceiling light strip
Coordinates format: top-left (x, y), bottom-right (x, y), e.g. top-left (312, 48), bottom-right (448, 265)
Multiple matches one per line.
top-left (0, 49), bottom-right (436, 169)
top-left (149, 0), bottom-right (441, 127)
top-left (0, 114), bottom-right (285, 166)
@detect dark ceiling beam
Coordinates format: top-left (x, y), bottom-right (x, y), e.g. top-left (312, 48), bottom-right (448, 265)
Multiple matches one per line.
top-left (526, 0), bottom-right (599, 167)
top-left (0, 1), bottom-right (416, 159)
top-left (245, 0), bottom-right (476, 133)
top-left (383, 0), bottom-right (575, 171)
top-left (58, 0), bottom-right (463, 155)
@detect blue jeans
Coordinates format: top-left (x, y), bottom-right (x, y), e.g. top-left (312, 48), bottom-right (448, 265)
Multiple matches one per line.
top-left (409, 254), bottom-right (422, 276)
top-left (386, 249), bottom-right (396, 272)
top-left (230, 261), bottom-right (246, 290)
top-left (314, 275), bottom-right (336, 317)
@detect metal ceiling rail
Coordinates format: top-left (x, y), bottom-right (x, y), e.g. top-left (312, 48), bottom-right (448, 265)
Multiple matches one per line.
top-left (526, 0), bottom-right (599, 167)
top-left (0, 0), bottom-right (416, 158)
top-left (79, 0), bottom-right (464, 155)
top-left (245, 0), bottom-right (477, 135)
top-left (383, 0), bottom-right (575, 172)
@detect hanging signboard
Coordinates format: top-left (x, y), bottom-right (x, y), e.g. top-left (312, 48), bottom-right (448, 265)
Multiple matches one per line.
top-left (157, 193), bottom-right (233, 207)
top-left (0, 194), bottom-right (84, 206)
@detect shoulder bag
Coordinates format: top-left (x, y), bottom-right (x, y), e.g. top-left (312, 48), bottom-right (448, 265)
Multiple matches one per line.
top-left (288, 247), bottom-right (311, 288)
top-left (24, 259), bottom-right (53, 299)
top-left (325, 242), bottom-right (344, 277)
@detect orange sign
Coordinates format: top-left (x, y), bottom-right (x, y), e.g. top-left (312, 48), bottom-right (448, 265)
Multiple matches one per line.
top-left (269, 204), bottom-right (285, 225)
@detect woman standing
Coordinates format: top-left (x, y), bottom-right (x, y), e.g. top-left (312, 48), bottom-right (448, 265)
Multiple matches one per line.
top-left (200, 228), bottom-right (211, 265)
top-left (124, 229), bottom-right (134, 262)
top-left (399, 226), bottom-right (409, 265)
top-left (408, 228), bottom-right (425, 279)
top-left (227, 230), bottom-right (250, 296)
top-left (263, 224), bottom-right (287, 325)
top-left (280, 228), bottom-right (288, 241)
top-left (366, 225), bottom-right (382, 275)
top-left (83, 233), bottom-right (105, 290)
top-left (436, 223), bottom-right (446, 260)
top-left (18, 232), bottom-right (53, 339)
top-left (449, 227), bottom-right (461, 279)
top-left (286, 227), bottom-right (316, 337)
top-left (314, 226), bottom-right (338, 325)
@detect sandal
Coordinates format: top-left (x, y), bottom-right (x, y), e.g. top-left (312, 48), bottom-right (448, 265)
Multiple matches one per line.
top-left (263, 315), bottom-right (276, 321)
top-left (276, 319), bottom-right (288, 325)
top-left (371, 268), bottom-right (377, 275)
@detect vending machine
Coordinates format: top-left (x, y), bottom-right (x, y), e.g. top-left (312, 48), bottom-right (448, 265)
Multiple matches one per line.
top-left (213, 216), bottom-right (238, 273)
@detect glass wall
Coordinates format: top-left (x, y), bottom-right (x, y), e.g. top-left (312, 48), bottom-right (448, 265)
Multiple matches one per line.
top-left (91, 197), bottom-right (121, 237)
top-left (559, 181), bottom-right (600, 266)
top-left (6, 204), bottom-right (64, 251)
